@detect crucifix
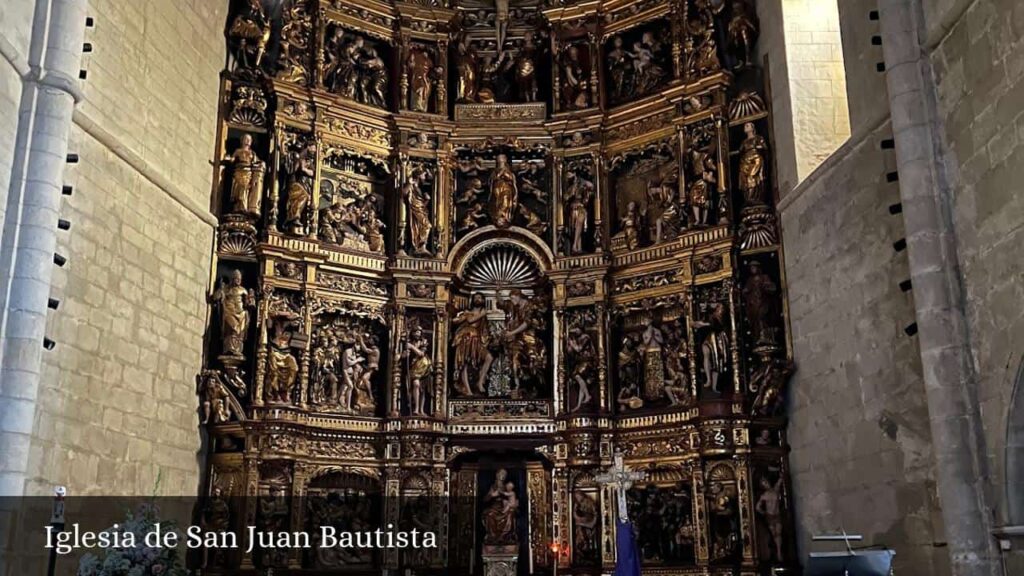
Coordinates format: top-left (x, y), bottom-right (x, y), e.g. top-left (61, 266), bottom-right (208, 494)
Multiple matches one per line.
top-left (596, 451), bottom-right (646, 522)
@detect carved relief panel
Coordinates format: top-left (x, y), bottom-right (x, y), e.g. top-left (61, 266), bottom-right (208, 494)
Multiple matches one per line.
top-left (453, 144), bottom-right (551, 244)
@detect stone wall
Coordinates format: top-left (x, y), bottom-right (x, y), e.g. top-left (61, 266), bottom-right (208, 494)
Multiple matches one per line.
top-left (778, 121), bottom-right (949, 575)
top-left (22, 0), bottom-right (225, 496)
top-left (769, 0), bottom-right (951, 573)
top-left (926, 0), bottom-right (1024, 528)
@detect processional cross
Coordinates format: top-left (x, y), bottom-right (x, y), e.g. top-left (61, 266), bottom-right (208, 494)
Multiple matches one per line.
top-left (596, 451), bottom-right (646, 522)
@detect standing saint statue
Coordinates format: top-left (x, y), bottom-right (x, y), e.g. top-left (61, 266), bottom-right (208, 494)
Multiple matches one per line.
top-left (694, 303), bottom-right (730, 393)
top-left (402, 325), bottom-right (432, 416)
top-left (403, 167), bottom-right (433, 256)
top-left (565, 170), bottom-right (594, 254)
top-left (743, 260), bottom-right (779, 345)
top-left (284, 141), bottom-right (316, 236)
top-left (210, 269), bottom-right (255, 359)
top-left (228, 134), bottom-right (265, 216)
top-left (455, 39), bottom-right (478, 103)
top-left (489, 154), bottom-right (519, 228)
top-left (738, 122), bottom-right (768, 206)
top-left (407, 48), bottom-right (435, 112)
top-left (451, 293), bottom-right (494, 396)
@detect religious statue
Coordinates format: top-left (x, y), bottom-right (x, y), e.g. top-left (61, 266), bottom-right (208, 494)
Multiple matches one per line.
top-left (687, 11), bottom-right (722, 79)
top-left (452, 294), bottom-right (494, 396)
top-left (402, 325), bottom-right (432, 416)
top-left (265, 314), bottom-right (300, 404)
top-left (688, 148), bottom-right (716, 227)
top-left (276, 1), bottom-right (311, 84)
top-left (738, 122), bottom-right (769, 206)
top-left (743, 260), bottom-right (779, 345)
top-left (407, 47), bottom-right (439, 113)
top-left (728, 0), bottom-right (760, 68)
top-left (709, 482), bottom-right (738, 561)
top-left (353, 333), bottom-right (379, 415)
top-left (227, 135), bottom-right (265, 217)
top-left (317, 196), bottom-right (350, 245)
top-left (363, 202), bottom-right (386, 253)
top-left (517, 203), bottom-right (548, 236)
top-left (494, 0), bottom-right (510, 49)
top-left (489, 154), bottom-right (519, 228)
top-left (323, 30), bottom-right (389, 108)
top-left (210, 269), bottom-right (255, 359)
top-left (227, 0), bottom-right (270, 72)
top-left (516, 161), bottom-right (548, 204)
top-left (756, 473), bottom-right (786, 562)
top-left (360, 48), bottom-right (388, 108)
top-left (606, 36), bottom-right (630, 103)
top-left (618, 201), bottom-right (643, 251)
top-left (694, 303), bottom-right (730, 393)
top-left (459, 202), bottom-right (488, 232)
top-left (500, 289), bottom-right (546, 392)
top-left (403, 167), bottom-right (434, 256)
top-left (514, 31), bottom-right (541, 103)
top-left (572, 492), bottom-right (599, 561)
top-left (606, 28), bottom-right (668, 104)
top-left (564, 168), bottom-right (595, 255)
top-left (482, 468), bottom-right (518, 547)
top-left (311, 334), bottom-right (340, 405)
top-left (198, 370), bottom-right (235, 424)
top-left (258, 486), bottom-right (291, 567)
top-left (649, 179), bottom-right (681, 243)
top-left (640, 319), bottom-right (666, 401)
top-left (566, 320), bottom-right (596, 412)
top-left (200, 485), bottom-right (231, 567)
top-left (617, 336), bottom-right (643, 410)
top-left (664, 330), bottom-right (691, 406)
top-left (561, 44), bottom-right (590, 110)
top-left (751, 357), bottom-right (793, 416)
top-left (338, 338), bottom-right (364, 413)
top-left (283, 141), bottom-right (316, 236)
top-left (455, 39), bottom-right (479, 103)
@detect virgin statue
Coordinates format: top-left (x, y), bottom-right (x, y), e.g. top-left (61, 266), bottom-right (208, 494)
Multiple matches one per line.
top-left (482, 468), bottom-right (518, 547)
top-left (489, 154), bottom-right (518, 228)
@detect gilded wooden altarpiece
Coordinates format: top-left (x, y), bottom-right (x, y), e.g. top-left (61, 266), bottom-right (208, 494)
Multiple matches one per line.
top-left (201, 0), bottom-right (791, 574)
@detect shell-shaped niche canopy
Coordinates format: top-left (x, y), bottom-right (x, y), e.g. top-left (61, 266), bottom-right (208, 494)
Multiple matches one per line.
top-left (462, 242), bottom-right (543, 291)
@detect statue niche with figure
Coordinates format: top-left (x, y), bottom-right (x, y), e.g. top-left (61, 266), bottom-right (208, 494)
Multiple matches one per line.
top-left (451, 289), bottom-right (549, 399)
top-left (482, 468), bottom-right (520, 550)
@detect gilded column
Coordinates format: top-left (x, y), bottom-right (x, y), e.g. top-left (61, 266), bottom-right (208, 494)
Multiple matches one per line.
top-left (433, 306), bottom-right (448, 417)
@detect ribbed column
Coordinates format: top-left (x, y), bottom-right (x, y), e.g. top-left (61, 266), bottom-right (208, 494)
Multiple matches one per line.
top-left (0, 0), bottom-right (88, 497)
top-left (878, 1), bottom-right (1000, 574)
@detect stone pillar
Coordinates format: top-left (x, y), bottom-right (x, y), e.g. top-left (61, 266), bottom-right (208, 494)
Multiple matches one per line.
top-left (0, 0), bottom-right (88, 497)
top-left (878, 1), bottom-right (1000, 575)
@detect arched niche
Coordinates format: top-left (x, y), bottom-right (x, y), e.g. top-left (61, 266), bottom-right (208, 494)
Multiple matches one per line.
top-left (448, 235), bottom-right (554, 401)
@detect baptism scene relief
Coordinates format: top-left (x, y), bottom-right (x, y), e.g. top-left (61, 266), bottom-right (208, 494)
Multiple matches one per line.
top-left (202, 0), bottom-right (793, 574)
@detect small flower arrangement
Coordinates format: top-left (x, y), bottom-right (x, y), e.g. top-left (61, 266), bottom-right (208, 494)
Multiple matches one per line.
top-left (77, 496), bottom-right (189, 576)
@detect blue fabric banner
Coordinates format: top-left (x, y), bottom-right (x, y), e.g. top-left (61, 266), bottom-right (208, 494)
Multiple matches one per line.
top-left (613, 520), bottom-right (642, 576)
